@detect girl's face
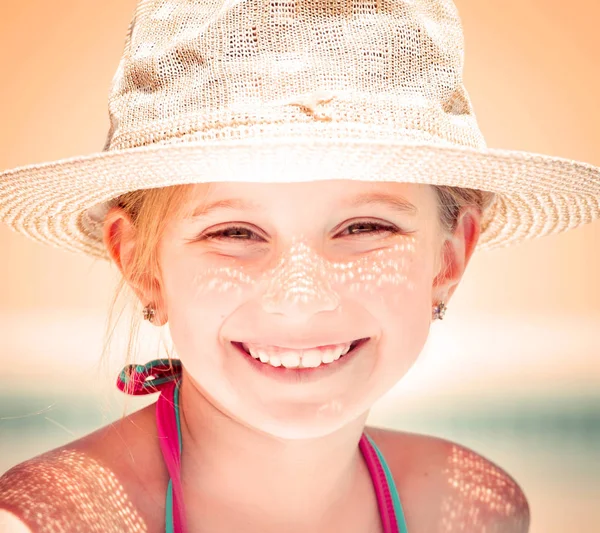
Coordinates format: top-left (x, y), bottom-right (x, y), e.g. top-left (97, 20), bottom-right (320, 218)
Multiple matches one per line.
top-left (158, 180), bottom-right (447, 438)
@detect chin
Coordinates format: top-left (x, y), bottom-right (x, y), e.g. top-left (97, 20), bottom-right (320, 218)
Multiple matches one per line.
top-left (236, 397), bottom-right (371, 441)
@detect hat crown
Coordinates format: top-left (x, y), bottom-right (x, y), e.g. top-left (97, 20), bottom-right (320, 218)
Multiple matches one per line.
top-left (103, 0), bottom-right (487, 152)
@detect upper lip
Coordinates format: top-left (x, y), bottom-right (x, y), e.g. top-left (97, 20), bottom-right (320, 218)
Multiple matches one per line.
top-left (233, 337), bottom-right (369, 350)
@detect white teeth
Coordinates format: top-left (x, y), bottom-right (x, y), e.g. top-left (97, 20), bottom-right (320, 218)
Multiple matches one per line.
top-left (241, 342), bottom-right (354, 369)
top-left (300, 350), bottom-right (323, 368)
top-left (322, 349), bottom-right (335, 364)
top-left (268, 354), bottom-right (282, 367)
top-left (279, 351), bottom-right (301, 369)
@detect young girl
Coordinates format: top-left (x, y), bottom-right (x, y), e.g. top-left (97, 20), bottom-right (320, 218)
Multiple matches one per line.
top-left (1, 0), bottom-right (598, 532)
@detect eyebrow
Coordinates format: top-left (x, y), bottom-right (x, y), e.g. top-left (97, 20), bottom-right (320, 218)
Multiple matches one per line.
top-left (190, 198), bottom-right (262, 218)
top-left (189, 191), bottom-right (418, 218)
top-left (345, 192), bottom-right (418, 216)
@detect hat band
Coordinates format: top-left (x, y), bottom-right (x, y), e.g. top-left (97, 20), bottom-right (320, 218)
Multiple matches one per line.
top-left (105, 94), bottom-right (487, 152)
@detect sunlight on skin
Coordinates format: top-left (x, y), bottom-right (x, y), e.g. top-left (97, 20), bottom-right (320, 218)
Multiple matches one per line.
top-left (0, 449), bottom-right (148, 532)
top-left (190, 239), bottom-right (418, 305)
top-left (439, 445), bottom-right (530, 532)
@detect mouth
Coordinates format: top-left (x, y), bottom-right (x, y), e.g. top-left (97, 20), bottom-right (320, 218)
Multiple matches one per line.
top-left (230, 337), bottom-right (370, 370)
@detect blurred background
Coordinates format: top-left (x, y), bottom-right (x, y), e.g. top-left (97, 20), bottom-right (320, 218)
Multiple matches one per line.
top-left (0, 0), bottom-right (598, 531)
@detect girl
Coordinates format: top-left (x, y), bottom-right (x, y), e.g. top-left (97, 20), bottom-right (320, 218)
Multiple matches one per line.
top-left (1, 0), bottom-right (598, 531)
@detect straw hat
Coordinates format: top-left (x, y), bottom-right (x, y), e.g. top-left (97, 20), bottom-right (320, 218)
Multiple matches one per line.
top-left (1, 0), bottom-right (599, 260)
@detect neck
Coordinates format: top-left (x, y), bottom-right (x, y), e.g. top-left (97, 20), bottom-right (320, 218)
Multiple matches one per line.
top-left (177, 373), bottom-right (375, 532)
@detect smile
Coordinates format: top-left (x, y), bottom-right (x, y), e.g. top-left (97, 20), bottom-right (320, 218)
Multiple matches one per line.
top-left (231, 338), bottom-right (369, 369)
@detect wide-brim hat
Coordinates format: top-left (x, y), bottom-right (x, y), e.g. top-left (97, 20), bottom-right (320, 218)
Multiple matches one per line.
top-left (1, 0), bottom-right (599, 261)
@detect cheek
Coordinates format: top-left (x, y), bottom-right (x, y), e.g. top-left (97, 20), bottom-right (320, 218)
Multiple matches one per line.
top-left (332, 238), bottom-right (433, 316)
top-left (333, 238), bottom-right (434, 367)
top-left (160, 253), bottom-right (257, 354)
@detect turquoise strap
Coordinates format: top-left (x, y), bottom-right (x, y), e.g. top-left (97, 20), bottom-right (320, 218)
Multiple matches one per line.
top-left (174, 381), bottom-right (183, 455)
top-left (367, 435), bottom-right (409, 533)
top-left (165, 480), bottom-right (174, 533)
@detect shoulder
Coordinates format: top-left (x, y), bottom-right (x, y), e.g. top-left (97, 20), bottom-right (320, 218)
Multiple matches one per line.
top-left (366, 426), bottom-right (531, 533)
top-left (0, 404), bottom-right (166, 533)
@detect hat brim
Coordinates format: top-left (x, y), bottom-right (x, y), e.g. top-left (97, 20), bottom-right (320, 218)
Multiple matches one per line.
top-left (1, 136), bottom-right (599, 259)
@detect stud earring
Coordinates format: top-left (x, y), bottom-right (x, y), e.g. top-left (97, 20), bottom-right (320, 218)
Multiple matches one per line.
top-left (143, 305), bottom-right (156, 323)
top-left (432, 301), bottom-right (447, 321)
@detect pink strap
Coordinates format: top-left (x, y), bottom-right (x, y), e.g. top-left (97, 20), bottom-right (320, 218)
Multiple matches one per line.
top-left (156, 380), bottom-right (187, 533)
top-left (359, 434), bottom-right (399, 533)
top-left (156, 397), bottom-right (397, 533)
top-left (119, 361), bottom-right (398, 532)
top-left (158, 426), bottom-right (397, 533)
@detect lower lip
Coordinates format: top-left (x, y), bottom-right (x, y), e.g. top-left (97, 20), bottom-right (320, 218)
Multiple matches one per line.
top-left (231, 338), bottom-right (370, 383)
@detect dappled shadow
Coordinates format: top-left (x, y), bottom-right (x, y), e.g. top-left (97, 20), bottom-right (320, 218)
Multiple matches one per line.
top-left (0, 431), bottom-right (532, 531)
top-left (0, 448), bottom-right (148, 532)
top-left (437, 444), bottom-right (530, 532)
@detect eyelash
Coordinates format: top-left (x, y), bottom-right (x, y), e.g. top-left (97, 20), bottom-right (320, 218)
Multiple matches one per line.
top-left (200, 221), bottom-right (403, 242)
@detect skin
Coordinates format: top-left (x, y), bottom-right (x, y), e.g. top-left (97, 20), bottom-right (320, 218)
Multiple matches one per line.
top-left (0, 180), bottom-right (530, 532)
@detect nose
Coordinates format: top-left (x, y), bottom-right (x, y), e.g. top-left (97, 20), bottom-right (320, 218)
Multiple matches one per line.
top-left (260, 242), bottom-right (340, 319)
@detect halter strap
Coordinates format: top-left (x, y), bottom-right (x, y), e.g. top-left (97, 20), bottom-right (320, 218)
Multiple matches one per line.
top-left (157, 380), bottom-right (186, 532)
top-left (116, 359), bottom-right (186, 531)
top-left (116, 358), bottom-right (182, 395)
top-left (116, 358), bottom-right (408, 533)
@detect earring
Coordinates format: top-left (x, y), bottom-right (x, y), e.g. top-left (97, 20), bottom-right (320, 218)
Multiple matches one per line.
top-left (432, 301), bottom-right (447, 321)
top-left (143, 304), bottom-right (156, 323)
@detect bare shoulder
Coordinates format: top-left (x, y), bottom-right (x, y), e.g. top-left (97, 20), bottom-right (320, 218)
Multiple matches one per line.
top-left (0, 404), bottom-right (166, 533)
top-left (366, 426), bottom-right (531, 533)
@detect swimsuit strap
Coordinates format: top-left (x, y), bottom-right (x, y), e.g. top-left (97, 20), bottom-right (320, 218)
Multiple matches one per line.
top-left (360, 433), bottom-right (409, 533)
top-left (116, 359), bottom-right (187, 532)
top-left (116, 358), bottom-right (182, 395)
top-left (117, 359), bottom-right (408, 532)
top-left (157, 379), bottom-right (186, 533)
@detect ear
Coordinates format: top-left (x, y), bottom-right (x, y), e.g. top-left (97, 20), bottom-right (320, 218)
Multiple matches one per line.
top-left (102, 206), bottom-right (167, 324)
top-left (433, 206), bottom-right (482, 304)
top-left (103, 206), bottom-right (135, 277)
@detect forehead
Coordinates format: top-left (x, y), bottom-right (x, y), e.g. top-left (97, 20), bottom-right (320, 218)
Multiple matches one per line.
top-left (184, 180), bottom-right (434, 215)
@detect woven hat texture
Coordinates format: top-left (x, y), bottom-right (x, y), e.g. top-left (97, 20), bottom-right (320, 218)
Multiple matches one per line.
top-left (0, 0), bottom-right (599, 260)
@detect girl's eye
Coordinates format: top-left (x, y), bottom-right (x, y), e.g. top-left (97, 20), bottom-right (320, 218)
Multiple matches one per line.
top-left (200, 221), bottom-right (402, 242)
top-left (204, 226), bottom-right (258, 241)
top-left (339, 221), bottom-right (400, 237)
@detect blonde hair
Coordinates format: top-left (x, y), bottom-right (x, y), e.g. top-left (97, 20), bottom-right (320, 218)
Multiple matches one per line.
top-left (101, 183), bottom-right (495, 374)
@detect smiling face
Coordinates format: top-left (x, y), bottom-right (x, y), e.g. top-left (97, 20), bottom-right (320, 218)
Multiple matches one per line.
top-left (104, 180), bottom-right (480, 438)
top-left (105, 178), bottom-right (479, 438)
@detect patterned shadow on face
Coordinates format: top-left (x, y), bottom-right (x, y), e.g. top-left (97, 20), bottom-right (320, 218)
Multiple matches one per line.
top-left (187, 236), bottom-right (420, 318)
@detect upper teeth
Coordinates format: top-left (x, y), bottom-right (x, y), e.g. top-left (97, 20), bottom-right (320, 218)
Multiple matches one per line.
top-left (242, 342), bottom-right (353, 369)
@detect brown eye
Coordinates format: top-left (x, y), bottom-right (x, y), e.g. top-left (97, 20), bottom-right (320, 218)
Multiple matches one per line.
top-left (205, 226), bottom-right (261, 240)
top-left (340, 221), bottom-right (399, 237)
top-left (191, 220), bottom-right (406, 244)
